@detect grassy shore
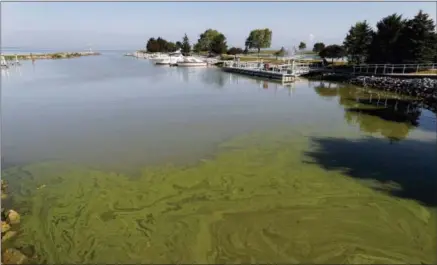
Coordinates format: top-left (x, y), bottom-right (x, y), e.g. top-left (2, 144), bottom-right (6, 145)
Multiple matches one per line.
top-left (2, 52), bottom-right (101, 61)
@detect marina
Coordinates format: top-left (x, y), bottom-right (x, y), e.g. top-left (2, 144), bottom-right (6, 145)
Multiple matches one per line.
top-left (2, 0), bottom-right (436, 263)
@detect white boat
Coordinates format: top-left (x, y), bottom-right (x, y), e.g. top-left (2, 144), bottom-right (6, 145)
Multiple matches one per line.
top-left (176, 56), bottom-right (207, 67)
top-left (155, 49), bottom-right (184, 65)
top-left (1, 55), bottom-right (8, 68)
top-left (149, 53), bottom-right (168, 61)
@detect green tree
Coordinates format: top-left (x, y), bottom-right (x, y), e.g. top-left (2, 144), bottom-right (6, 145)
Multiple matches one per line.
top-left (312, 42), bottom-right (325, 53)
top-left (210, 34), bottom-right (228, 55)
top-left (397, 10), bottom-right (437, 63)
top-left (343, 20), bottom-right (374, 64)
top-left (367, 13), bottom-right (406, 63)
top-left (166, 42), bottom-right (177, 52)
top-left (181, 34), bottom-right (191, 55)
top-left (227, 47), bottom-right (244, 55)
top-left (245, 28), bottom-right (272, 54)
top-left (175, 41), bottom-right (182, 49)
top-left (195, 29), bottom-right (221, 52)
top-left (319, 45), bottom-right (346, 64)
top-left (146, 38), bottom-right (159, 52)
top-left (298, 42), bottom-right (306, 50)
top-left (156, 37), bottom-right (168, 52)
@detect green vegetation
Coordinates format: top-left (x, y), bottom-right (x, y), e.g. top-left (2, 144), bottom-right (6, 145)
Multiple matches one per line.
top-left (343, 10), bottom-right (437, 64)
top-left (52, 53), bottom-right (63, 59)
top-left (193, 29), bottom-right (224, 54)
top-left (4, 126), bottom-right (436, 264)
top-left (343, 21), bottom-right (374, 64)
top-left (142, 10), bottom-right (435, 65)
top-left (210, 34), bottom-right (228, 55)
top-left (274, 47), bottom-right (286, 58)
top-left (298, 41), bottom-right (307, 50)
top-left (319, 45), bottom-right (346, 63)
top-left (226, 47), bottom-right (244, 55)
top-left (244, 28), bottom-right (273, 54)
top-left (146, 37), bottom-right (179, 53)
top-left (3, 52), bottom-right (97, 61)
top-left (181, 34), bottom-right (191, 55)
top-left (312, 42), bottom-right (325, 53)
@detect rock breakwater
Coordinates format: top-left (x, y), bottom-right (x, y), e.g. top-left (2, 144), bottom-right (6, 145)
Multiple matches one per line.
top-left (1, 180), bottom-right (36, 264)
top-left (350, 76), bottom-right (437, 112)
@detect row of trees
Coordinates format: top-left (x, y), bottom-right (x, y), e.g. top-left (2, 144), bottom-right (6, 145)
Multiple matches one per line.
top-left (146, 28), bottom-right (274, 56)
top-left (306, 10), bottom-right (436, 64)
top-left (146, 10), bottom-right (436, 64)
top-left (146, 37), bottom-right (183, 53)
top-left (343, 10), bottom-right (437, 64)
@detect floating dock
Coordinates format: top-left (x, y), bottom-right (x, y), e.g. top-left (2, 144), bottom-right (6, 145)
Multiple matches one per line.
top-left (221, 60), bottom-right (310, 83)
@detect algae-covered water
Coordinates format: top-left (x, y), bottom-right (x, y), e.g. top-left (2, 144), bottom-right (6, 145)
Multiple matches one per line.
top-left (1, 54), bottom-right (437, 264)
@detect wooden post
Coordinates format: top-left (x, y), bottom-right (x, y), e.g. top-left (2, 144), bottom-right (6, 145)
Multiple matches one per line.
top-left (374, 65), bottom-right (378, 74)
top-left (416, 64), bottom-right (419, 73)
top-left (392, 65), bottom-right (394, 74)
top-left (403, 65), bottom-right (406, 74)
top-left (383, 65), bottom-right (386, 75)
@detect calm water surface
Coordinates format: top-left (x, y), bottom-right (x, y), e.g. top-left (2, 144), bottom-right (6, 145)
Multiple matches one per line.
top-left (1, 53), bottom-right (436, 264)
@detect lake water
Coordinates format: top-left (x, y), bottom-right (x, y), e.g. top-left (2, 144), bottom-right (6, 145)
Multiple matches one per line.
top-left (1, 53), bottom-right (436, 264)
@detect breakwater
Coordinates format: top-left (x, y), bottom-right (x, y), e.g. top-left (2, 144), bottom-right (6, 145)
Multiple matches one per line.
top-left (349, 76), bottom-right (437, 112)
top-left (2, 52), bottom-right (100, 61)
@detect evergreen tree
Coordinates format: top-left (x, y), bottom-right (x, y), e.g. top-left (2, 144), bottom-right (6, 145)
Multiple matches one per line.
top-left (181, 34), bottom-right (191, 55)
top-left (397, 10), bottom-right (437, 63)
top-left (343, 21), bottom-right (374, 64)
top-left (367, 14), bottom-right (406, 63)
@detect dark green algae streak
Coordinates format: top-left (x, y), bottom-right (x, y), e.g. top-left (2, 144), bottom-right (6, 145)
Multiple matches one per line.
top-left (2, 129), bottom-right (436, 264)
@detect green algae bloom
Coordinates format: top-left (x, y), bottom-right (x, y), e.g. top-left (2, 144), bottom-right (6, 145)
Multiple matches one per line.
top-left (3, 129), bottom-right (436, 264)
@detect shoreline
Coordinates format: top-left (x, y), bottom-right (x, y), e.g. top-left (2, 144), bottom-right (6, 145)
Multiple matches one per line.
top-left (1, 51), bottom-right (101, 61)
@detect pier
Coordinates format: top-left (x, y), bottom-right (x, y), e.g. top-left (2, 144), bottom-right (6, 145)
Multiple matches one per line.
top-left (221, 60), bottom-right (311, 82)
top-left (303, 63), bottom-right (437, 78)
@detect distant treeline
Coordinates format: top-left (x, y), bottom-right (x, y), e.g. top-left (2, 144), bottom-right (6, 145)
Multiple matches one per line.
top-left (144, 10), bottom-right (436, 64)
top-left (146, 28), bottom-right (273, 56)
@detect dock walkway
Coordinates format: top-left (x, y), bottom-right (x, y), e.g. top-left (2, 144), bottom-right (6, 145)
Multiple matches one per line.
top-left (222, 60), bottom-right (310, 82)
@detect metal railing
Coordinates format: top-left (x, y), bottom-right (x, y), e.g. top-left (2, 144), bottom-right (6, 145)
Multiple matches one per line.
top-left (353, 63), bottom-right (437, 75)
top-left (222, 60), bottom-right (313, 76)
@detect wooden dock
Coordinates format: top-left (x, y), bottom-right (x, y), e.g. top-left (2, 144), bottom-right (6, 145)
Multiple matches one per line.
top-left (221, 60), bottom-right (309, 83)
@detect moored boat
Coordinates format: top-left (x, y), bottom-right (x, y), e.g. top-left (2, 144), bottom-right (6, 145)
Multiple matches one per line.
top-left (176, 56), bottom-right (207, 67)
top-left (1, 55), bottom-right (8, 68)
top-left (155, 49), bottom-right (184, 65)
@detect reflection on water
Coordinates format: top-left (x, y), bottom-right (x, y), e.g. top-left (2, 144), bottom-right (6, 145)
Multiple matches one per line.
top-left (1, 65), bottom-right (22, 78)
top-left (2, 56), bottom-right (437, 264)
top-left (311, 80), bottom-right (436, 141)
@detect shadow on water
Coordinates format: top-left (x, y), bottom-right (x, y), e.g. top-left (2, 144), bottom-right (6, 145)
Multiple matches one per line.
top-left (312, 81), bottom-right (436, 138)
top-left (304, 136), bottom-right (437, 207)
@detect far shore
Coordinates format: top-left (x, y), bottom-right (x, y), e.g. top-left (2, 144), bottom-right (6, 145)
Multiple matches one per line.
top-left (1, 51), bottom-right (101, 61)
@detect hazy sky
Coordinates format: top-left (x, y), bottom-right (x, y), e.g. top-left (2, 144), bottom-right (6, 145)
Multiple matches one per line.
top-left (1, 1), bottom-right (436, 50)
